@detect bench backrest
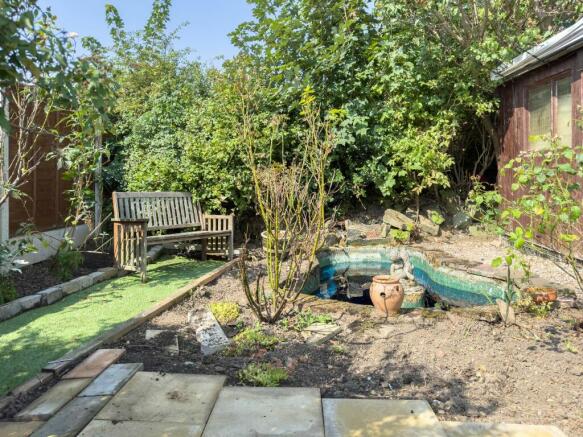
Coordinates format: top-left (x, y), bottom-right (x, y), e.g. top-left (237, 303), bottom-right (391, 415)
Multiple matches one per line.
top-left (112, 192), bottom-right (203, 231)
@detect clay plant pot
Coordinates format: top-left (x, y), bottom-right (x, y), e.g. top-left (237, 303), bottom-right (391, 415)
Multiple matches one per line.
top-left (261, 230), bottom-right (289, 259)
top-left (370, 275), bottom-right (405, 316)
top-left (524, 287), bottom-right (558, 304)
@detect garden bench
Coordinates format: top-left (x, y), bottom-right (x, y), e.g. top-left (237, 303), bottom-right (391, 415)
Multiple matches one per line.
top-left (112, 191), bottom-right (234, 281)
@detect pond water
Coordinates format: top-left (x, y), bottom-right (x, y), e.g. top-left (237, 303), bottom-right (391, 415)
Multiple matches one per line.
top-left (306, 247), bottom-right (505, 307)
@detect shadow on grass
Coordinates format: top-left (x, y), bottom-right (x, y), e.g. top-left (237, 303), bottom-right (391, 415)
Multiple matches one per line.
top-left (0, 256), bottom-right (223, 395)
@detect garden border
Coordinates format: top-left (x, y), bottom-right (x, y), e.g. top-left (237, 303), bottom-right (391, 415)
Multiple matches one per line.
top-left (0, 246), bottom-right (164, 323)
top-left (0, 256), bottom-right (238, 416)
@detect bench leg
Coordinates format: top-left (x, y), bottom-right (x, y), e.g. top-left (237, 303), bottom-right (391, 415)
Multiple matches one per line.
top-left (228, 233), bottom-right (234, 260)
top-left (201, 238), bottom-right (208, 261)
top-left (140, 227), bottom-right (148, 283)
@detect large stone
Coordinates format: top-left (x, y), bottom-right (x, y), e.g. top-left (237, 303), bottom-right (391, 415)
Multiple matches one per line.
top-left (97, 372), bottom-right (225, 426)
top-left (62, 275), bottom-right (93, 295)
top-left (88, 271), bottom-right (108, 284)
top-left (383, 209), bottom-right (414, 231)
top-left (79, 420), bottom-right (201, 437)
top-left (418, 215), bottom-right (440, 236)
top-left (145, 329), bottom-right (167, 340)
top-left (38, 286), bottom-right (63, 305)
top-left (18, 294), bottom-right (42, 311)
top-left (441, 421), bottom-right (567, 437)
top-left (97, 267), bottom-right (118, 280)
top-left (31, 395), bottom-right (110, 437)
top-left (0, 300), bottom-right (22, 321)
top-left (0, 421), bottom-right (44, 437)
top-left (303, 323), bottom-right (341, 344)
top-left (323, 398), bottom-right (446, 437)
top-left (15, 379), bottom-right (91, 421)
top-left (203, 387), bottom-right (324, 437)
top-left (189, 310), bottom-right (230, 355)
top-left (79, 363), bottom-right (143, 397)
top-left (62, 349), bottom-right (125, 379)
top-left (452, 211), bottom-right (472, 230)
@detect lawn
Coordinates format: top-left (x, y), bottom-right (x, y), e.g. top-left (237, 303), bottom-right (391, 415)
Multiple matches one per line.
top-left (0, 256), bottom-right (223, 395)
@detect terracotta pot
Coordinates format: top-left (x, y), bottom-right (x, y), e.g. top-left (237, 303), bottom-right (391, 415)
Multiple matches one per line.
top-left (524, 287), bottom-right (558, 304)
top-left (370, 275), bottom-right (404, 316)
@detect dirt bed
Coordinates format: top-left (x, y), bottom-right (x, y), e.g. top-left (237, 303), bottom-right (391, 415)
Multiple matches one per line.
top-left (8, 251), bottom-right (114, 297)
top-left (109, 260), bottom-right (583, 436)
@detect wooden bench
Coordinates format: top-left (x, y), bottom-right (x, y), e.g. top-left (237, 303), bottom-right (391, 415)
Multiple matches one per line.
top-left (112, 192), bottom-right (234, 281)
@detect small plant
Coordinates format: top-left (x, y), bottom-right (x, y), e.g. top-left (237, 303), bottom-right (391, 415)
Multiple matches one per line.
top-left (517, 296), bottom-right (553, 318)
top-left (210, 302), bottom-right (240, 324)
top-left (389, 228), bottom-right (411, 244)
top-left (429, 210), bottom-right (445, 225)
top-left (292, 310), bottom-right (333, 331)
top-left (465, 177), bottom-right (502, 223)
top-left (330, 343), bottom-right (346, 355)
top-left (52, 245), bottom-right (84, 281)
top-left (239, 363), bottom-right (288, 387)
top-left (563, 339), bottom-right (579, 354)
top-left (226, 324), bottom-right (280, 356)
top-left (0, 276), bottom-right (17, 305)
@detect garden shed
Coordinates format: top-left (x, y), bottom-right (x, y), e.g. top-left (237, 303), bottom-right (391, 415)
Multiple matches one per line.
top-left (494, 17), bottom-right (583, 200)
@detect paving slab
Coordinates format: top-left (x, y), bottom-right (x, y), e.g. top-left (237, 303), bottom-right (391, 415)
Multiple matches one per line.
top-left (31, 395), bottom-right (110, 437)
top-left (15, 379), bottom-right (91, 421)
top-left (62, 349), bottom-right (125, 379)
top-left (322, 398), bottom-right (446, 437)
top-left (78, 419), bottom-right (202, 437)
top-left (203, 387), bottom-right (324, 437)
top-left (0, 421), bottom-right (44, 437)
top-left (441, 421), bottom-right (567, 437)
top-left (97, 372), bottom-right (225, 425)
top-left (79, 363), bottom-right (143, 397)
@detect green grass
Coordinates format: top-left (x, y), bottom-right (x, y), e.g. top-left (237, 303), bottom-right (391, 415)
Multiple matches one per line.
top-left (0, 256), bottom-right (223, 395)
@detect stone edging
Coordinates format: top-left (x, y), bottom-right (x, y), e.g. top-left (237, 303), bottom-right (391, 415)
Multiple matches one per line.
top-left (0, 245), bottom-right (164, 323)
top-left (0, 256), bottom-right (238, 415)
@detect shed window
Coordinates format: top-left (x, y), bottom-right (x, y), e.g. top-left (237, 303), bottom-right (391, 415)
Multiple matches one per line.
top-left (527, 75), bottom-right (572, 149)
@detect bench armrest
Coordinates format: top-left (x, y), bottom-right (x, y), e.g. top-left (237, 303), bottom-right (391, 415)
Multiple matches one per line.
top-left (112, 218), bottom-right (149, 224)
top-left (203, 214), bottom-right (234, 231)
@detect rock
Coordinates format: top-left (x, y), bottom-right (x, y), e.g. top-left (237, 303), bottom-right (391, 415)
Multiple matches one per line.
top-left (189, 310), bottom-right (230, 355)
top-left (0, 300), bottom-right (22, 321)
top-left (62, 275), bottom-right (93, 295)
top-left (303, 323), bottom-right (341, 344)
top-left (383, 209), bottom-right (414, 230)
top-left (18, 294), bottom-right (42, 310)
top-left (452, 211), bottom-right (472, 230)
top-left (145, 329), bottom-right (167, 340)
top-left (380, 223), bottom-right (389, 238)
top-left (324, 233), bottom-right (340, 247)
top-left (418, 215), bottom-right (440, 236)
top-left (88, 271), bottom-right (108, 284)
top-left (38, 286), bottom-right (63, 305)
top-left (97, 267), bottom-right (118, 280)
top-left (496, 299), bottom-right (516, 325)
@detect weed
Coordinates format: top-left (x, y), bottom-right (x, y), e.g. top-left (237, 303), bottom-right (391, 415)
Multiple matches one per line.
top-left (389, 228), bottom-right (411, 244)
top-left (429, 210), bottom-right (445, 225)
top-left (210, 302), bottom-right (240, 324)
top-left (517, 295), bottom-right (553, 318)
top-left (563, 339), bottom-right (579, 354)
top-left (226, 325), bottom-right (280, 356)
top-left (330, 343), bottom-right (346, 355)
top-left (239, 363), bottom-right (288, 387)
top-left (0, 276), bottom-right (17, 305)
top-left (293, 310), bottom-right (333, 331)
top-left (52, 247), bottom-right (83, 281)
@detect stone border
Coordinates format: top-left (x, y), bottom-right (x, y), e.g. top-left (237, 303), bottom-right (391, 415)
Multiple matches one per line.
top-left (0, 246), bottom-right (164, 323)
top-left (0, 257), bottom-right (238, 415)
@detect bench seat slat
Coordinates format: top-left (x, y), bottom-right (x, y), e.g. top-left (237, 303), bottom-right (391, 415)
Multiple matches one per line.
top-left (146, 230), bottom-right (231, 245)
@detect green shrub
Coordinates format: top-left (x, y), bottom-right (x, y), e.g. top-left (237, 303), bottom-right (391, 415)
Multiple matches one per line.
top-left (226, 325), bottom-right (280, 356)
top-left (210, 302), bottom-right (240, 324)
top-left (239, 363), bottom-right (288, 387)
top-left (52, 247), bottom-right (84, 281)
top-left (0, 276), bottom-right (17, 305)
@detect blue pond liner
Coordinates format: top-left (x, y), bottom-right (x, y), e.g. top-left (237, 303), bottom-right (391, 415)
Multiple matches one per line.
top-left (310, 247), bottom-right (505, 307)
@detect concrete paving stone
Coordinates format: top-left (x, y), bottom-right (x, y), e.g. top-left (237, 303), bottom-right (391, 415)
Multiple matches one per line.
top-left (30, 395), bottom-right (110, 437)
top-left (441, 421), bottom-right (567, 437)
top-left (79, 363), bottom-right (143, 397)
top-left (322, 398), bottom-right (446, 437)
top-left (0, 300), bottom-right (22, 321)
top-left (78, 419), bottom-right (202, 437)
top-left (203, 387), bottom-right (324, 437)
top-left (62, 349), bottom-right (125, 379)
top-left (18, 294), bottom-right (42, 310)
top-left (97, 372), bottom-right (225, 425)
top-left (0, 421), bottom-right (44, 437)
top-left (61, 275), bottom-right (93, 295)
top-left (38, 286), bottom-right (63, 305)
top-left (15, 379), bottom-right (91, 421)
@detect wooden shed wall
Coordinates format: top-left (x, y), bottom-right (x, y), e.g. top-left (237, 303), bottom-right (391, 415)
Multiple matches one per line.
top-left (497, 48), bottom-right (583, 200)
top-left (8, 102), bottom-right (71, 237)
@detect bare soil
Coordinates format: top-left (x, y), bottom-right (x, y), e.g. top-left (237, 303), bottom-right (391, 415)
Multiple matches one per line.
top-left (9, 251), bottom-right (114, 297)
top-left (109, 258), bottom-right (583, 436)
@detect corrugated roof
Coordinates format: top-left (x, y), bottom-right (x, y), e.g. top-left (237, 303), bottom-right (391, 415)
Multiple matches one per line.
top-left (493, 17), bottom-right (583, 82)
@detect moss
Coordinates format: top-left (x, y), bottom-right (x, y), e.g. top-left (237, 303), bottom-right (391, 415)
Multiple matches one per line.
top-left (239, 363), bottom-right (288, 387)
top-left (210, 301), bottom-right (240, 324)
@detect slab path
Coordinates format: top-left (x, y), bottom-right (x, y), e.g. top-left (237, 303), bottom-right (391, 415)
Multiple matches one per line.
top-left (0, 349), bottom-right (568, 437)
